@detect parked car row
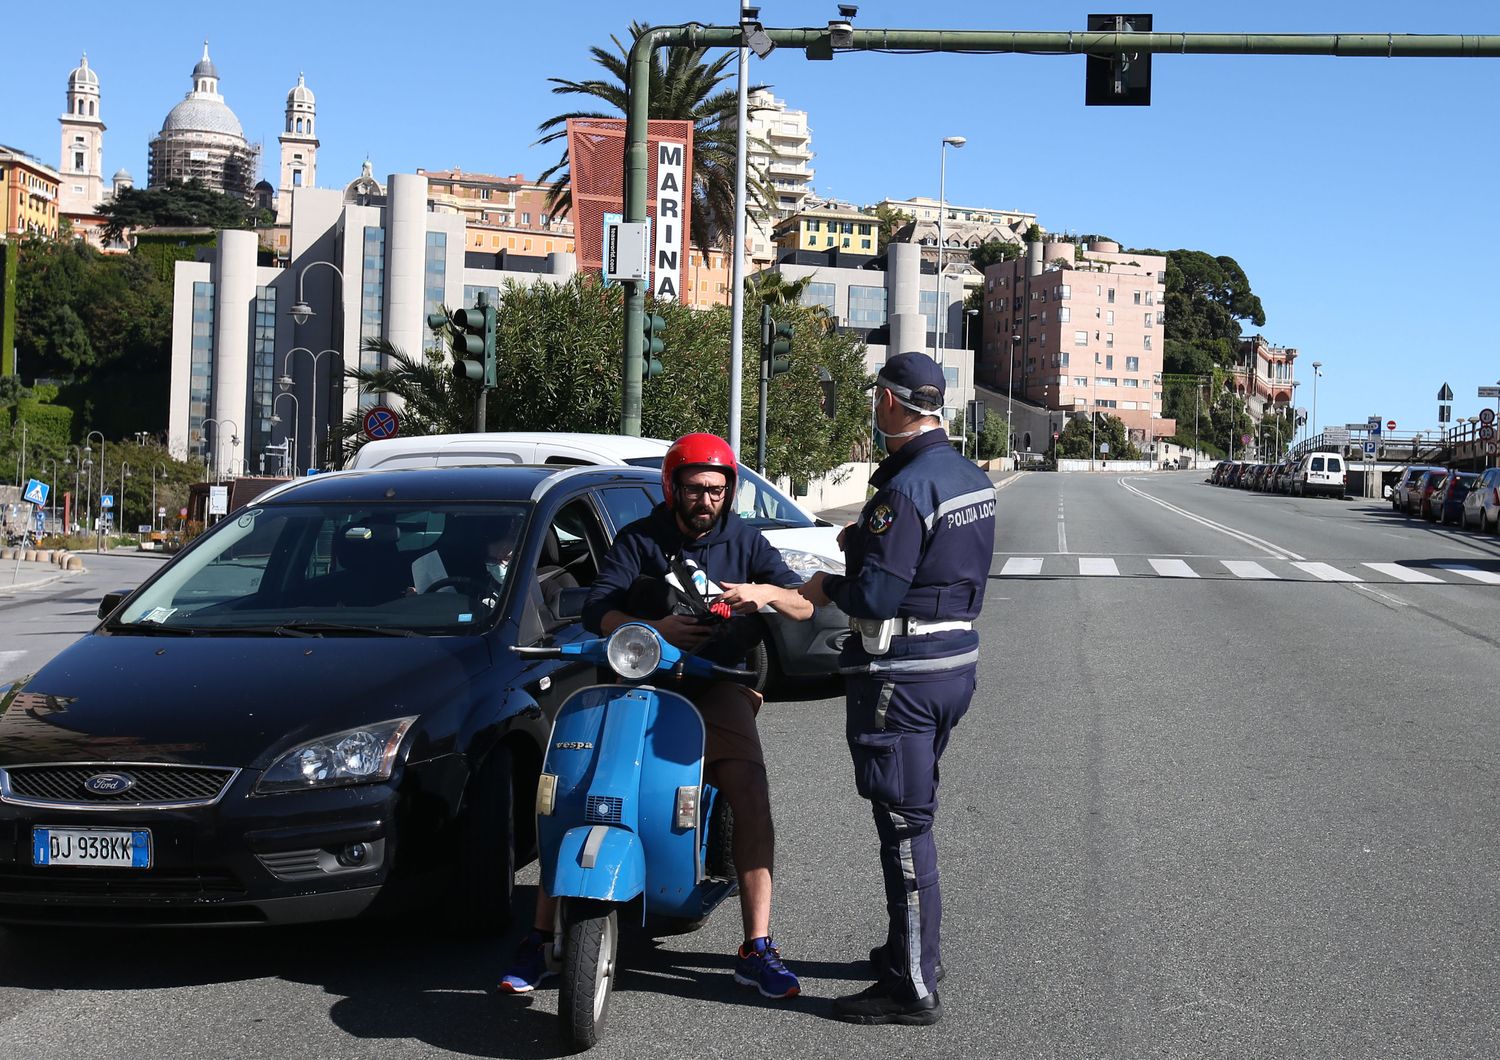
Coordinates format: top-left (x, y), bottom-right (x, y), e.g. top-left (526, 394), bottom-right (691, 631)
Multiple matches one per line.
top-left (1391, 465), bottom-right (1500, 529)
top-left (1207, 453), bottom-right (1347, 497)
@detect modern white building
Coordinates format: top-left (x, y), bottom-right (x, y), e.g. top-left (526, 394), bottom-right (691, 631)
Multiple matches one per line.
top-left (167, 171), bottom-right (576, 474)
top-left (744, 89), bottom-right (815, 268)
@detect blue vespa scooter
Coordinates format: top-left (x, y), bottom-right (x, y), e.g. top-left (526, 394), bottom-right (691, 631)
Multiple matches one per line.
top-left (514, 622), bottom-right (752, 1051)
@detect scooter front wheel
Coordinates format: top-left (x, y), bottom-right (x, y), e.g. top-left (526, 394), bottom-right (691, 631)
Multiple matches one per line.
top-left (558, 898), bottom-right (619, 1051)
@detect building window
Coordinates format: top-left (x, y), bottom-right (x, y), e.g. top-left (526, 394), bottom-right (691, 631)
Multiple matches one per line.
top-left (1123, 378), bottom-right (1139, 388)
top-left (1106, 333), bottom-right (1114, 348)
top-left (189, 281), bottom-right (215, 463)
top-left (1144, 312), bottom-right (1152, 327)
top-left (1107, 288), bottom-right (1116, 304)
top-left (1097, 378), bottom-right (1117, 387)
top-left (808, 219), bottom-right (821, 232)
top-left (521, 212), bottom-right (530, 225)
top-left (1073, 330), bottom-right (1088, 346)
top-left (250, 286), bottom-right (278, 462)
top-left (359, 227), bottom-right (385, 370)
top-left (1133, 290), bottom-right (1142, 305)
top-left (1057, 307), bottom-right (1070, 322)
top-left (1074, 376), bottom-right (1089, 387)
top-left (1126, 356), bottom-right (1140, 372)
top-left (860, 239), bottom-right (871, 250)
top-left (74, 152), bottom-right (84, 171)
top-left (848, 284), bottom-right (888, 328)
top-left (1106, 310), bottom-right (1114, 325)
top-left (292, 170), bottom-right (303, 187)
top-left (1143, 335), bottom-right (1152, 350)
top-left (1056, 284), bottom-right (1071, 300)
top-left (802, 281), bottom-right (836, 315)
top-left (1105, 355), bottom-right (1114, 370)
top-left (541, 213), bottom-right (550, 227)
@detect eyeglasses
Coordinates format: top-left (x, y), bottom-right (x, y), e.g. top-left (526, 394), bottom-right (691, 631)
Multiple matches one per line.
top-left (680, 484), bottom-right (728, 500)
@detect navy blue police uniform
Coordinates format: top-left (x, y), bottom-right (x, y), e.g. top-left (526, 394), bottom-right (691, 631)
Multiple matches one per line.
top-left (819, 357), bottom-right (997, 1007)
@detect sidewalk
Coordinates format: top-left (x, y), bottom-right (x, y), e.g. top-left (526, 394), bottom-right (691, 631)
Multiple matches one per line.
top-left (0, 559), bottom-right (77, 594)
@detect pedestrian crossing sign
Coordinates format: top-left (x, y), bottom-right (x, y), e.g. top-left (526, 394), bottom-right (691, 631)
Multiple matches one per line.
top-left (23, 479), bottom-right (48, 507)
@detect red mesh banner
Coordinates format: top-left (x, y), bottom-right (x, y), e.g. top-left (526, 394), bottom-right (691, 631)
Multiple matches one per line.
top-left (566, 118), bottom-right (694, 287)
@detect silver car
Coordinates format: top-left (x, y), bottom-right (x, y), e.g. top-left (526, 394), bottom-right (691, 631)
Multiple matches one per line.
top-left (1461, 467), bottom-right (1500, 532)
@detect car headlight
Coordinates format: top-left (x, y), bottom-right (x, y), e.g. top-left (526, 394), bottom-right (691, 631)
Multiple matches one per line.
top-left (778, 548), bottom-right (845, 577)
top-left (255, 717), bottom-right (417, 794)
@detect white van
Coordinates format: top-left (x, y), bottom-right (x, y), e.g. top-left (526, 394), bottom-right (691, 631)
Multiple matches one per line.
top-left (1293, 452), bottom-right (1347, 498)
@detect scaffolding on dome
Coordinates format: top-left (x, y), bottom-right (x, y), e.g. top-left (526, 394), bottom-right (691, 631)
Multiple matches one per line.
top-left (147, 136), bottom-right (261, 202)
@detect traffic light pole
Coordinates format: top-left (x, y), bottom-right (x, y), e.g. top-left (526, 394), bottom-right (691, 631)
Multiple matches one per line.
top-left (620, 24), bottom-right (1500, 436)
top-left (757, 306), bottom-right (770, 475)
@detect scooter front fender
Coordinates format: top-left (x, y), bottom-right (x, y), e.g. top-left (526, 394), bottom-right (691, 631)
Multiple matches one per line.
top-left (543, 824), bottom-right (645, 903)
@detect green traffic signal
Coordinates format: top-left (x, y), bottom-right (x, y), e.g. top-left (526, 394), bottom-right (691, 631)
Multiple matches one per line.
top-left (643, 355), bottom-right (663, 382)
top-left (449, 298), bottom-right (497, 387)
top-left (643, 312), bottom-right (666, 357)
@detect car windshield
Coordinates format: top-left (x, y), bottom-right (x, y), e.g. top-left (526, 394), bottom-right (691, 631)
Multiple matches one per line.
top-left (624, 457), bottom-right (815, 529)
top-left (111, 501), bottom-right (531, 636)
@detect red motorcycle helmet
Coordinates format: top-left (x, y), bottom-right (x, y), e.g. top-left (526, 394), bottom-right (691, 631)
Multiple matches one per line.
top-left (662, 433), bottom-right (738, 512)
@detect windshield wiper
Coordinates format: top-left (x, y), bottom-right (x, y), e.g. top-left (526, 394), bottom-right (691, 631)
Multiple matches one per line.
top-left (102, 622), bottom-right (206, 636)
top-left (267, 621), bottom-right (421, 638)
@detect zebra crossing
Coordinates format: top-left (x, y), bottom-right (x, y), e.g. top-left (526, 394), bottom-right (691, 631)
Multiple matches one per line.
top-left (996, 555), bottom-right (1500, 585)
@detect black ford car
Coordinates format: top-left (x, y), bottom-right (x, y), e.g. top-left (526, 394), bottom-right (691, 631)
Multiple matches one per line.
top-left (0, 463), bottom-right (690, 927)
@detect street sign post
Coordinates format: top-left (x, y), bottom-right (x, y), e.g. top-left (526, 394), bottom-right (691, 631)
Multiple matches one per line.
top-left (208, 486), bottom-right (229, 517)
top-left (100, 494), bottom-right (114, 510)
top-left (362, 405), bottom-right (400, 441)
top-left (1387, 420), bottom-right (1397, 431)
top-left (1478, 386), bottom-right (1500, 398)
top-left (1367, 415), bottom-right (1382, 438)
top-left (23, 479), bottom-right (48, 507)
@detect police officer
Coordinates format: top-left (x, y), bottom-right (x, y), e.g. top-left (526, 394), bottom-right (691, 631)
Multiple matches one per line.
top-left (800, 351), bottom-right (997, 1026)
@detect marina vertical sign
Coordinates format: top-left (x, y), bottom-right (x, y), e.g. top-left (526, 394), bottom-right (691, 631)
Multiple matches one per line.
top-left (652, 139), bottom-right (687, 302)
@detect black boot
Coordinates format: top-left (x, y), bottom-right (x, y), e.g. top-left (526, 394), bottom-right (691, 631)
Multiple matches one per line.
top-left (868, 944), bottom-right (945, 985)
top-left (831, 982), bottom-right (942, 1026)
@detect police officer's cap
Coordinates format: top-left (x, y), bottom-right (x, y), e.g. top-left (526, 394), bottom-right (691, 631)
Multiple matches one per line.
top-left (867, 351), bottom-right (945, 411)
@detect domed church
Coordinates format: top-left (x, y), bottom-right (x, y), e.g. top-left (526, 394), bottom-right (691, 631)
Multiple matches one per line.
top-left (147, 42), bottom-right (260, 201)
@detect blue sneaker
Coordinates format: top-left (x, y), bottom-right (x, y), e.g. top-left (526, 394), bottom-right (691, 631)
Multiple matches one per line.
top-left (498, 930), bottom-right (555, 994)
top-left (734, 936), bottom-right (800, 999)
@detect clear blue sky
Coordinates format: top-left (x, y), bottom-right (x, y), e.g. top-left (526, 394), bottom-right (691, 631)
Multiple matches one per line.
top-left (9, 1), bottom-right (1499, 435)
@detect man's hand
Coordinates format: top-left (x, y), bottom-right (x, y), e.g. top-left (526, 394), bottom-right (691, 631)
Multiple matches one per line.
top-left (799, 571), bottom-right (832, 608)
top-left (836, 520), bottom-right (857, 552)
top-left (717, 581), bottom-right (777, 615)
top-left (648, 613), bottom-right (713, 651)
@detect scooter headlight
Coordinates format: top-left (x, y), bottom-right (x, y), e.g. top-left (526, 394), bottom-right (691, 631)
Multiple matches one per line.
top-left (606, 623), bottom-right (662, 679)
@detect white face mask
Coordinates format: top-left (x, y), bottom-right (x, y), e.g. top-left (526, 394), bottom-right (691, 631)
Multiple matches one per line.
top-left (485, 559), bottom-right (509, 583)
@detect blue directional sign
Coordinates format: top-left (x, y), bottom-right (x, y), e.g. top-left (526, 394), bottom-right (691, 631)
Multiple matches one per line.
top-left (23, 479), bottom-right (48, 506)
top-left (100, 494), bottom-right (114, 509)
top-left (1364, 441), bottom-right (1377, 455)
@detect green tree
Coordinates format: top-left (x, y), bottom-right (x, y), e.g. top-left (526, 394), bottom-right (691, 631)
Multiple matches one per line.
top-left (1056, 413), bottom-right (1141, 460)
top-left (871, 203), bottom-right (913, 249)
top-left (338, 276), bottom-right (870, 484)
top-left (1022, 223), bottom-right (1042, 244)
top-left (97, 179), bottom-right (266, 243)
top-left (970, 240), bottom-right (1021, 271)
top-left (535, 23), bottom-right (771, 251)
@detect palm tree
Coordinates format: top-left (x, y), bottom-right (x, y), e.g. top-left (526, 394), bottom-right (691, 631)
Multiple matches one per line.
top-left (536, 22), bottom-right (772, 251)
top-left (748, 271), bottom-right (816, 307)
top-left (337, 336), bottom-right (480, 462)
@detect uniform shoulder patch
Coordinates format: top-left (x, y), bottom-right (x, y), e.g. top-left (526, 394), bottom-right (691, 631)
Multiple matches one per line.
top-left (866, 502), bottom-right (896, 535)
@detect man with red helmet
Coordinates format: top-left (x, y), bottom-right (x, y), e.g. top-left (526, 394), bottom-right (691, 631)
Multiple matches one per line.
top-left (499, 432), bottom-right (814, 999)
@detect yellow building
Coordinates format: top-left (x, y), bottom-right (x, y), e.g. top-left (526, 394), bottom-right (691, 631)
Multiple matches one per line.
top-left (773, 205), bottom-right (877, 256)
top-left (0, 145), bottom-right (61, 240)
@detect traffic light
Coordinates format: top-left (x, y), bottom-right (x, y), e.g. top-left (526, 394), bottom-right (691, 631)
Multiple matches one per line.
top-left (642, 312), bottom-right (665, 381)
top-left (430, 294), bottom-right (497, 387)
top-left (1085, 13), bottom-right (1152, 106)
top-left (760, 305), bottom-right (793, 379)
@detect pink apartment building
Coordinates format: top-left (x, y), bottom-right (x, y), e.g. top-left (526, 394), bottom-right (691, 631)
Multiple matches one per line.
top-left (980, 241), bottom-right (1175, 445)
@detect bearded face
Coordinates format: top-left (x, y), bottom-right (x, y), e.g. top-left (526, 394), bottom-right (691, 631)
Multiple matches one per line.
top-left (674, 468), bottom-right (730, 534)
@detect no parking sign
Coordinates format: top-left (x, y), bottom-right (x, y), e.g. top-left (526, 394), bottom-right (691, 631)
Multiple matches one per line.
top-left (362, 405), bottom-right (399, 441)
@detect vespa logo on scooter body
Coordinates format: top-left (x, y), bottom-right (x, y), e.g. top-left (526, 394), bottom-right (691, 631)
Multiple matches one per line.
top-left (554, 741), bottom-right (594, 750)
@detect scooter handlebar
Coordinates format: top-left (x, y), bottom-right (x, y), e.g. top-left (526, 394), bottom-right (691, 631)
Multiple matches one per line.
top-left (510, 645), bottom-right (564, 658)
top-left (707, 663), bottom-right (759, 686)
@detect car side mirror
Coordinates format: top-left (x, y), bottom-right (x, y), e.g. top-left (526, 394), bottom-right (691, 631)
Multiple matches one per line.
top-left (97, 590), bottom-right (132, 620)
top-left (554, 586), bottom-right (589, 622)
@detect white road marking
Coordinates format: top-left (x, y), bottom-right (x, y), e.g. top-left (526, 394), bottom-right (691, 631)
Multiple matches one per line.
top-left (1223, 561), bottom-right (1279, 580)
top-left (1057, 499), bottom-right (1068, 554)
top-left (1362, 563), bottom-right (1443, 584)
top-left (1291, 562), bottom-right (1362, 583)
top-left (1354, 584), bottom-right (1410, 608)
top-left (1001, 557), bottom-right (1045, 576)
top-left (1078, 557), bottom-right (1119, 577)
top-left (1118, 478), bottom-right (1305, 560)
top-left (1148, 558), bottom-right (1199, 578)
top-left (1434, 564), bottom-right (1500, 585)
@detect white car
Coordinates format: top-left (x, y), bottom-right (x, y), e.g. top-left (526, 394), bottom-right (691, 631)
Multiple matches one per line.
top-left (348, 433), bottom-right (850, 687)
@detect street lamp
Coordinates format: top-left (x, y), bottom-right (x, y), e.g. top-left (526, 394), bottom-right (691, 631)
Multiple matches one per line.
top-left (1311, 360), bottom-right (1323, 443)
top-left (1008, 333), bottom-right (1020, 456)
top-left (43, 457), bottom-right (62, 534)
top-left (287, 260), bottom-right (345, 325)
top-left (934, 135), bottom-right (966, 365)
top-left (84, 430), bottom-right (104, 534)
top-left (119, 462), bottom-right (131, 537)
top-left (151, 462), bottom-right (168, 532)
top-left (272, 391), bottom-right (300, 476)
top-left (280, 347), bottom-right (342, 471)
top-left (202, 418), bottom-right (239, 482)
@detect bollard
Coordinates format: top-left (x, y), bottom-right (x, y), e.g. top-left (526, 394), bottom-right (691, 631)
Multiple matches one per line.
top-left (65, 555), bottom-right (84, 571)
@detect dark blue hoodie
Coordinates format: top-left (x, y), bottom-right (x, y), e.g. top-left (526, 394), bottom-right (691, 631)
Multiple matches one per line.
top-left (583, 504), bottom-right (801, 668)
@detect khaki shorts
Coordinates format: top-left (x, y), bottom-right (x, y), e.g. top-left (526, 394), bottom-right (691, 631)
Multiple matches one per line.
top-left (694, 681), bottom-right (765, 767)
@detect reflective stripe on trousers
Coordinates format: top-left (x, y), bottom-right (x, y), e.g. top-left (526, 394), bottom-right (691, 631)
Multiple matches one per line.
top-left (846, 666), bottom-right (976, 1001)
